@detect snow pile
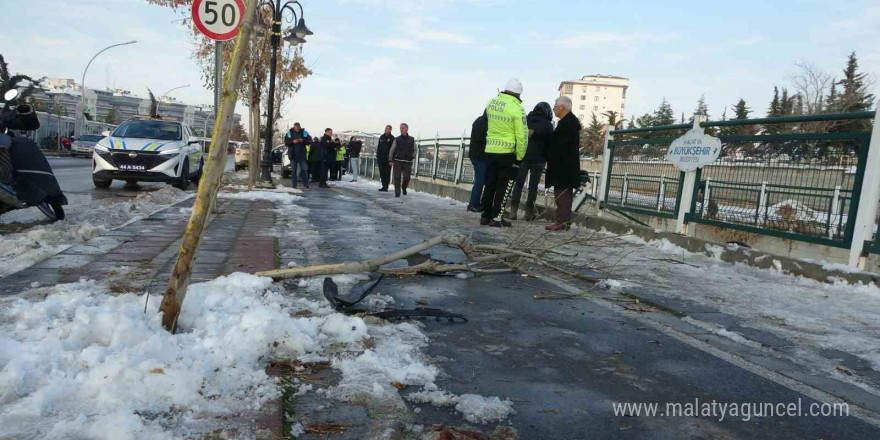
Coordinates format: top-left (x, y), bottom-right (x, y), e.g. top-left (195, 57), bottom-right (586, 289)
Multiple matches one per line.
top-left (329, 321), bottom-right (438, 398)
top-left (405, 386), bottom-right (516, 424)
top-left (766, 199), bottom-right (822, 223)
top-left (0, 187), bottom-right (189, 278)
top-left (0, 273), bottom-right (384, 439)
top-left (219, 190), bottom-right (301, 204)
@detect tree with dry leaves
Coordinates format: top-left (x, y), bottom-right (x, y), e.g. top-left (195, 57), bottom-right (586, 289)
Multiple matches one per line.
top-left (143, 0), bottom-right (311, 186)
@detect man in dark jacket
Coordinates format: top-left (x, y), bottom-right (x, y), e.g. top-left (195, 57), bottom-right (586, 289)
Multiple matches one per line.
top-left (545, 96), bottom-right (582, 231)
top-left (309, 136), bottom-right (321, 182)
top-left (284, 122), bottom-right (311, 189)
top-left (388, 123), bottom-right (415, 198)
top-left (330, 138), bottom-right (343, 181)
top-left (376, 125), bottom-right (394, 191)
top-left (467, 113), bottom-right (488, 212)
top-left (347, 137), bottom-right (363, 182)
top-left (315, 129), bottom-right (335, 188)
top-left (508, 102), bottom-right (553, 221)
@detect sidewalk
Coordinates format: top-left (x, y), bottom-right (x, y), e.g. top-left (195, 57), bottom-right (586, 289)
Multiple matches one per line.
top-left (1, 197), bottom-right (277, 296)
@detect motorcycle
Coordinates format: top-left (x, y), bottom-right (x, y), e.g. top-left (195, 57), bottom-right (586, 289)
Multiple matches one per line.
top-left (0, 89), bottom-right (67, 222)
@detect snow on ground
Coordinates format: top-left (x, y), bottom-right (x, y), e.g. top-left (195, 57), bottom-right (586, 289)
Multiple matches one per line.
top-left (560, 228), bottom-right (880, 388)
top-left (219, 190), bottom-right (301, 204)
top-left (0, 272), bottom-right (457, 439)
top-left (0, 187), bottom-right (190, 279)
top-left (406, 388), bottom-right (516, 424)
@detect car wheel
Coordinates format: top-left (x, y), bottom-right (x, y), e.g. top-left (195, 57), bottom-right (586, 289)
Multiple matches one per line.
top-left (93, 176), bottom-right (112, 189)
top-left (191, 159), bottom-right (204, 184)
top-left (175, 160), bottom-right (190, 190)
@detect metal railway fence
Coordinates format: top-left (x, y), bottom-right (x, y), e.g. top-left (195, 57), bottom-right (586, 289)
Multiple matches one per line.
top-left (357, 136), bottom-right (603, 205)
top-left (602, 112), bottom-right (875, 249)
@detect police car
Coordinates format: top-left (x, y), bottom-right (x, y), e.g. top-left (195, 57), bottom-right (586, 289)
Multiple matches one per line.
top-left (92, 118), bottom-right (204, 189)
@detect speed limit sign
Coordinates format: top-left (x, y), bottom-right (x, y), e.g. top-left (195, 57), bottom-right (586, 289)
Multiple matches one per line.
top-left (192, 0), bottom-right (246, 41)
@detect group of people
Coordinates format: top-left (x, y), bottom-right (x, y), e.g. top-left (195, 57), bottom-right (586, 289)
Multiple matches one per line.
top-left (283, 124), bottom-right (363, 189)
top-left (284, 122), bottom-right (418, 198)
top-left (282, 78), bottom-right (580, 231)
top-left (467, 78), bottom-right (582, 231)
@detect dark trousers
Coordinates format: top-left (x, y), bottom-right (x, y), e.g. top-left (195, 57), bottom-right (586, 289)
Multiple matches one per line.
top-left (317, 160), bottom-right (328, 185)
top-left (392, 161), bottom-right (412, 195)
top-left (468, 159), bottom-right (485, 208)
top-left (378, 162), bottom-right (391, 189)
top-left (330, 161), bottom-right (343, 180)
top-left (554, 187), bottom-right (574, 224)
top-left (480, 153), bottom-right (517, 220)
top-left (309, 161), bottom-right (320, 181)
top-left (510, 161), bottom-right (545, 207)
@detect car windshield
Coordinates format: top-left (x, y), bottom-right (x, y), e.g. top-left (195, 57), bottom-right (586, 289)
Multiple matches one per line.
top-left (111, 120), bottom-right (182, 141)
top-left (78, 135), bottom-right (103, 142)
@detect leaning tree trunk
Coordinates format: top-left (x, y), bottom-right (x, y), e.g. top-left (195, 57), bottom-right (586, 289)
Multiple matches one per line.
top-left (158, 0), bottom-right (258, 333)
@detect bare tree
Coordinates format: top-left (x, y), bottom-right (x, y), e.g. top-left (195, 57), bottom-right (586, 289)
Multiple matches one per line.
top-left (787, 61), bottom-right (836, 133)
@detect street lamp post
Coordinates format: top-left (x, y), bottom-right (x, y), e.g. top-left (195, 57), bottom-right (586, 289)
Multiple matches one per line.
top-left (78, 40), bottom-right (137, 136)
top-left (159, 84), bottom-right (190, 118)
top-left (257, 0), bottom-right (312, 182)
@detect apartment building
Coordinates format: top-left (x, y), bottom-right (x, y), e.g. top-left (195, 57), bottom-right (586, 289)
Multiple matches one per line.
top-left (558, 75), bottom-right (629, 125)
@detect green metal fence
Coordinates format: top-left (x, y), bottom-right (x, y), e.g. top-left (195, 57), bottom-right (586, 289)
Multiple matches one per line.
top-left (605, 111), bottom-right (875, 248)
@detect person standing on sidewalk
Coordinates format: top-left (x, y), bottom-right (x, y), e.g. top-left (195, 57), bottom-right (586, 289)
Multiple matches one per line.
top-left (376, 125), bottom-right (394, 192)
top-left (330, 138), bottom-right (343, 181)
top-left (347, 136), bottom-right (363, 182)
top-left (467, 112), bottom-right (488, 213)
top-left (388, 123), bottom-right (415, 198)
top-left (315, 129), bottom-right (334, 188)
top-left (480, 79), bottom-right (527, 227)
top-left (284, 122), bottom-right (311, 189)
top-left (545, 96), bottom-right (582, 231)
top-left (508, 102), bottom-right (553, 221)
top-left (309, 136), bottom-right (321, 182)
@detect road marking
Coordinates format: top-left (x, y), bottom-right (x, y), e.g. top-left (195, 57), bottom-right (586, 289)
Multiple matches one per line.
top-left (538, 272), bottom-right (880, 428)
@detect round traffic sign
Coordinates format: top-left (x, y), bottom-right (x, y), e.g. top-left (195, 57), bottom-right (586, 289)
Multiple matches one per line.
top-left (192, 0), bottom-right (246, 41)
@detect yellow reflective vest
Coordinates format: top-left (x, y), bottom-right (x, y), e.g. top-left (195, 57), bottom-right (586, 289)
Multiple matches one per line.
top-left (485, 92), bottom-right (527, 161)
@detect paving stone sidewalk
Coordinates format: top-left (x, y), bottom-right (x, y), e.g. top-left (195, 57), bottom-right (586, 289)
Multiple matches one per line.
top-left (0, 197), bottom-right (278, 296)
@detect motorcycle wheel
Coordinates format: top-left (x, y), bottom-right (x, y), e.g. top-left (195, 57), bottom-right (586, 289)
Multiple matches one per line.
top-left (51, 201), bottom-right (65, 221)
top-left (36, 202), bottom-right (58, 222)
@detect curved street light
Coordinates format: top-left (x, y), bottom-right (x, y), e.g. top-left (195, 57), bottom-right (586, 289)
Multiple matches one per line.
top-left (162, 84), bottom-right (191, 98)
top-left (77, 40), bottom-right (137, 136)
top-left (256, 0), bottom-right (313, 182)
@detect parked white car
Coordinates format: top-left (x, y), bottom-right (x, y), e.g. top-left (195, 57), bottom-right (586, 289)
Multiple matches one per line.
top-left (92, 118), bottom-right (204, 189)
top-left (70, 134), bottom-right (105, 158)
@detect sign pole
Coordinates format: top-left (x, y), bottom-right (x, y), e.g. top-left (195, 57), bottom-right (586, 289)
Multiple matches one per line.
top-left (214, 41), bottom-right (223, 120)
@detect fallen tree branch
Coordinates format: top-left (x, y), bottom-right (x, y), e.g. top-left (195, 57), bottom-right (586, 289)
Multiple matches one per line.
top-left (378, 260), bottom-right (513, 277)
top-left (257, 235), bottom-right (469, 280)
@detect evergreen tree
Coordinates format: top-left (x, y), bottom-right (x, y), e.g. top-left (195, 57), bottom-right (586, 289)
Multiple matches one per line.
top-left (147, 88), bottom-right (159, 118)
top-left (767, 86), bottom-right (780, 118)
top-left (826, 83), bottom-right (839, 113)
top-left (653, 98), bottom-right (675, 126)
top-left (579, 113), bottom-right (605, 156)
top-left (835, 52), bottom-right (875, 131)
top-left (635, 113), bottom-right (654, 128)
top-left (689, 94), bottom-right (710, 122)
top-left (680, 112), bottom-right (686, 124)
top-left (602, 110), bottom-right (620, 128)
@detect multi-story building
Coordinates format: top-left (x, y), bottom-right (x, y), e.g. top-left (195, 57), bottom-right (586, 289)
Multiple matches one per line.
top-left (32, 78), bottom-right (240, 137)
top-left (558, 75), bottom-right (629, 125)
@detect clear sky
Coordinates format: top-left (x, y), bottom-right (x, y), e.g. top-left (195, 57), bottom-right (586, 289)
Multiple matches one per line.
top-left (5, 0), bottom-right (878, 138)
